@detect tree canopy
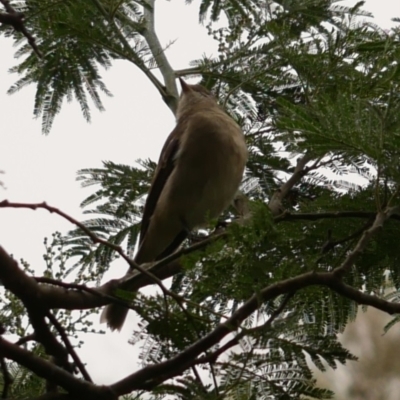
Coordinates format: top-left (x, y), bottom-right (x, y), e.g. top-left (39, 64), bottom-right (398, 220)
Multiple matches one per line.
top-left (1, 0), bottom-right (400, 399)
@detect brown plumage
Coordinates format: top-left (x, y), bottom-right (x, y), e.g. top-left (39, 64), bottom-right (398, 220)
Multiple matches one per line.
top-left (100, 79), bottom-right (248, 330)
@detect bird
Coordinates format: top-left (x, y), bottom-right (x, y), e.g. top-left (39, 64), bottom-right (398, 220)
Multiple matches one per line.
top-left (100, 78), bottom-right (248, 330)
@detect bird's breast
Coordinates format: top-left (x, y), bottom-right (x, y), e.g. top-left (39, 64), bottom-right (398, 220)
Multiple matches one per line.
top-left (169, 111), bottom-right (247, 228)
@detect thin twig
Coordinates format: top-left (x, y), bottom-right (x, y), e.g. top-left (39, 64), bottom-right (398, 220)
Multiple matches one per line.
top-left (333, 208), bottom-right (395, 278)
top-left (4, 241), bottom-right (400, 396)
top-left (46, 312), bottom-right (92, 382)
top-left (35, 275), bottom-right (226, 322)
top-left (191, 366), bottom-right (207, 394)
top-left (35, 277), bottom-right (138, 310)
top-left (15, 334), bottom-right (36, 346)
top-left (195, 292), bottom-right (294, 365)
top-left (317, 219), bottom-right (374, 264)
top-left (129, 231), bottom-right (227, 281)
top-left (0, 201), bottom-right (231, 319)
top-left (274, 210), bottom-right (400, 223)
top-left (268, 153), bottom-right (313, 216)
top-left (0, 0), bottom-right (42, 56)
top-left (0, 201), bottom-right (175, 301)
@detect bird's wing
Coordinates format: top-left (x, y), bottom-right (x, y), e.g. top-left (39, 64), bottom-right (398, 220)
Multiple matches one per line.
top-left (138, 125), bottom-right (182, 244)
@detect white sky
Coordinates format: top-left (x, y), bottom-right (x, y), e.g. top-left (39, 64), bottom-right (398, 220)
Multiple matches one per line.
top-left (0, 0), bottom-right (398, 388)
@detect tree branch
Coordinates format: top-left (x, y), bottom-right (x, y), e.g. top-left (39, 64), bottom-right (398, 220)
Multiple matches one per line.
top-left (0, 0), bottom-right (42, 57)
top-left (88, 0), bottom-right (168, 103)
top-left (2, 201), bottom-right (400, 396)
top-left (110, 209), bottom-right (393, 393)
top-left (1, 198), bottom-right (397, 316)
top-left (110, 268), bottom-right (400, 393)
top-left (0, 337), bottom-right (114, 400)
top-left (275, 210), bottom-right (400, 223)
top-left (195, 292), bottom-right (295, 366)
top-left (0, 199), bottom-right (232, 316)
top-left (27, 310), bottom-right (71, 373)
top-left (333, 207), bottom-right (397, 278)
top-left (46, 312), bottom-right (92, 382)
top-left (268, 154), bottom-right (313, 215)
top-left (142, 0), bottom-right (179, 112)
top-left (0, 200), bottom-right (180, 301)
top-left (0, 241), bottom-right (75, 373)
top-left (15, 334), bottom-right (36, 346)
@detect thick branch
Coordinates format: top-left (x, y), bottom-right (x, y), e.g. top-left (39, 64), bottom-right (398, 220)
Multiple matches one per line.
top-left (0, 246), bottom-right (71, 370)
top-left (46, 312), bottom-right (92, 382)
top-left (27, 311), bottom-right (70, 372)
top-left (0, 248), bottom-right (170, 311)
top-left (0, 200), bottom-right (178, 298)
top-left (2, 202), bottom-right (400, 395)
top-left (89, 0), bottom-right (168, 102)
top-left (2, 199), bottom-right (397, 315)
top-left (38, 232), bottom-right (225, 310)
top-left (0, 337), bottom-right (114, 400)
top-left (142, 0), bottom-right (179, 112)
top-left (3, 264), bottom-right (400, 396)
top-left (109, 207), bottom-right (394, 393)
top-left (110, 269), bottom-right (400, 393)
top-left (0, 200), bottom-right (229, 312)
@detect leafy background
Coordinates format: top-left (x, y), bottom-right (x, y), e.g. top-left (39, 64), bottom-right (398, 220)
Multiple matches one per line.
top-left (0, 0), bottom-right (400, 398)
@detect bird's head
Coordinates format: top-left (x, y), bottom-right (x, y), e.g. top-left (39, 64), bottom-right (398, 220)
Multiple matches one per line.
top-left (176, 78), bottom-right (217, 119)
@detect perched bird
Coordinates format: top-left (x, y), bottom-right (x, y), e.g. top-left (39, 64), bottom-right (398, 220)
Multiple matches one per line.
top-left (101, 78), bottom-right (248, 330)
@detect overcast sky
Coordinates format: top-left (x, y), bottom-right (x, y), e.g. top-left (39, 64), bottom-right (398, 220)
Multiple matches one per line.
top-left (0, 0), bottom-right (398, 386)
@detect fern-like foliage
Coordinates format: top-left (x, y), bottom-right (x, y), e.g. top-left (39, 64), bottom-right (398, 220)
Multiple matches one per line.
top-left (59, 160), bottom-right (153, 281)
top-left (2, 0), bottom-right (149, 133)
top-left (57, 4), bottom-right (400, 397)
top-left (0, 356), bottom-right (46, 399)
top-left (3, 0), bottom-right (400, 398)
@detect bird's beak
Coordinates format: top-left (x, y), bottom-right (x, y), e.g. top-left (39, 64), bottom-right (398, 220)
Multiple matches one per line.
top-left (179, 78), bottom-right (191, 94)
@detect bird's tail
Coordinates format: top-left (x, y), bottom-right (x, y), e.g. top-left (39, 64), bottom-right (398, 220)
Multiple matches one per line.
top-left (100, 230), bottom-right (188, 331)
top-left (100, 303), bottom-right (128, 331)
